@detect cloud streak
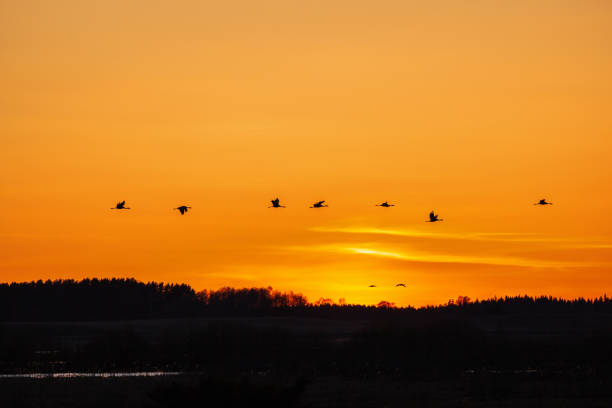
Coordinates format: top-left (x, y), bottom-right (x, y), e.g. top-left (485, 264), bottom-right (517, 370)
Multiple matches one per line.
top-left (309, 226), bottom-right (606, 246)
top-left (344, 247), bottom-right (593, 268)
top-left (286, 243), bottom-right (598, 269)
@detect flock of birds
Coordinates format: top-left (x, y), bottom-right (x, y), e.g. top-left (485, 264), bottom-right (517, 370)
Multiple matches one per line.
top-left (111, 197), bottom-right (553, 288)
top-left (111, 201), bottom-right (192, 214)
top-left (111, 197), bottom-right (553, 222)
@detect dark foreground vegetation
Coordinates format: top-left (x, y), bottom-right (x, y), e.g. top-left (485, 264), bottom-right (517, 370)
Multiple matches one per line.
top-left (1, 278), bottom-right (611, 407)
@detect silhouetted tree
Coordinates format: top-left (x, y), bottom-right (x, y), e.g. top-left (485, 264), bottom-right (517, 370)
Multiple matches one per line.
top-left (0, 279), bottom-right (611, 322)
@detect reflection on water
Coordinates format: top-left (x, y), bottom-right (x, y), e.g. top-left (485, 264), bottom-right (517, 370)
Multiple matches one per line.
top-left (0, 371), bottom-right (183, 379)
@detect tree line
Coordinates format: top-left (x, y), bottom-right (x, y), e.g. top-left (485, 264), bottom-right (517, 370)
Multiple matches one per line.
top-left (0, 278), bottom-right (610, 321)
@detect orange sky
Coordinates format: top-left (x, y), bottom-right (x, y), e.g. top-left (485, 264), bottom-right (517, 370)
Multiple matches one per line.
top-left (1, 1), bottom-right (611, 306)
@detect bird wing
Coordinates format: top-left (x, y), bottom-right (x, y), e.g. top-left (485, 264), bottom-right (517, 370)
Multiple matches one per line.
top-left (118, 201), bottom-right (125, 207)
top-left (318, 201), bottom-right (325, 205)
top-left (429, 211), bottom-right (435, 221)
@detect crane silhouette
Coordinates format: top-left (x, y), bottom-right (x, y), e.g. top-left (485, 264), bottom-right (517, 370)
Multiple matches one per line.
top-left (310, 200), bottom-right (328, 208)
top-left (269, 198), bottom-right (285, 208)
top-left (376, 201), bottom-right (395, 207)
top-left (534, 198), bottom-right (553, 206)
top-left (426, 211), bottom-right (443, 222)
top-left (396, 283), bottom-right (406, 287)
top-left (174, 205), bottom-right (191, 215)
top-left (111, 201), bottom-right (130, 210)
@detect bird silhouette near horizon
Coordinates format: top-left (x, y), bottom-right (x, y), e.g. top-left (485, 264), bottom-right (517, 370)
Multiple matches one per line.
top-left (368, 284), bottom-right (377, 287)
top-left (534, 198), bottom-right (553, 206)
top-left (310, 200), bottom-right (328, 208)
top-left (269, 198), bottom-right (285, 208)
top-left (111, 201), bottom-right (130, 210)
top-left (376, 201), bottom-right (395, 207)
top-left (174, 205), bottom-right (191, 215)
top-left (396, 283), bottom-right (406, 287)
top-left (427, 211), bottom-right (443, 222)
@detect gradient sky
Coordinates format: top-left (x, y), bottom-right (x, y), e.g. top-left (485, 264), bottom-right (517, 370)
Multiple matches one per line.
top-left (1, 1), bottom-right (611, 306)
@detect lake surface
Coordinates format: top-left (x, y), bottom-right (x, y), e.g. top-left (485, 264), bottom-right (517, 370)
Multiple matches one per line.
top-left (0, 371), bottom-right (184, 379)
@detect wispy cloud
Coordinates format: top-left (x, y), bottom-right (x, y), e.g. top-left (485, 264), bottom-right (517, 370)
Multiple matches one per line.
top-left (286, 244), bottom-right (598, 268)
top-left (561, 244), bottom-right (612, 249)
top-left (344, 247), bottom-right (591, 268)
top-left (309, 226), bottom-right (600, 245)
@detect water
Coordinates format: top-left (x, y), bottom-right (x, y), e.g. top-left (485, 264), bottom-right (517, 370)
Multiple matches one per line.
top-left (0, 371), bottom-right (183, 379)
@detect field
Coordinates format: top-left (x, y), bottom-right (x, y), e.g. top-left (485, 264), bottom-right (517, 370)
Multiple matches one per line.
top-left (1, 310), bottom-right (612, 407)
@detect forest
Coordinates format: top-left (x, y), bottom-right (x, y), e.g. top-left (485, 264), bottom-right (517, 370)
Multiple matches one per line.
top-left (0, 278), bottom-right (610, 321)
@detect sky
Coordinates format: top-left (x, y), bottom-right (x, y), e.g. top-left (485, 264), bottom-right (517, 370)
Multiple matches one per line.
top-left (1, 0), bottom-right (611, 306)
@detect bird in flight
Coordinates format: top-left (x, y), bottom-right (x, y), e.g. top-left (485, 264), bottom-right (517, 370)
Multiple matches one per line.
top-left (269, 198), bottom-right (285, 208)
top-left (396, 283), bottom-right (406, 287)
top-left (111, 201), bottom-right (130, 210)
top-left (534, 198), bottom-right (553, 206)
top-left (368, 284), bottom-right (377, 288)
top-left (174, 205), bottom-right (191, 215)
top-left (376, 201), bottom-right (395, 207)
top-left (310, 200), bottom-right (328, 208)
top-left (427, 211), bottom-right (443, 222)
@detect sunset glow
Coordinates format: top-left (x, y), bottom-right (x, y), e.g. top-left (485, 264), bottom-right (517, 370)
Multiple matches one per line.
top-left (1, 1), bottom-right (611, 306)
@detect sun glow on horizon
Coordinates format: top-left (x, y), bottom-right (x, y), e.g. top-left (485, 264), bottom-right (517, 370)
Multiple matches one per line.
top-left (1, 0), bottom-right (611, 307)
